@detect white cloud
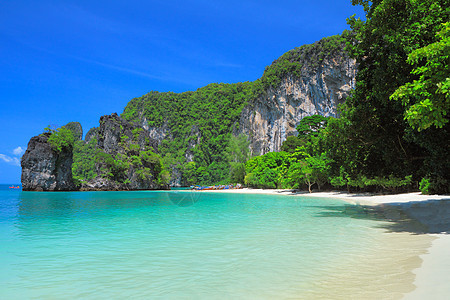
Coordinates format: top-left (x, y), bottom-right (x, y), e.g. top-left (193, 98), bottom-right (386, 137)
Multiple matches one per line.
top-left (13, 146), bottom-right (25, 156)
top-left (0, 154), bottom-right (21, 166)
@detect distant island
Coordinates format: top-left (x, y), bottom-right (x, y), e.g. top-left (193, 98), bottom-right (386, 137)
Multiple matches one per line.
top-left (22, 11), bottom-right (449, 194)
top-left (21, 35), bottom-right (356, 191)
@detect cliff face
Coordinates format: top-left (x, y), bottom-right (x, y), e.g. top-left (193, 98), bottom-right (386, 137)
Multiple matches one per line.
top-left (21, 133), bottom-right (77, 191)
top-left (97, 113), bottom-right (158, 154)
top-left (85, 127), bottom-right (99, 143)
top-left (238, 48), bottom-right (356, 155)
top-left (81, 113), bottom-right (168, 191)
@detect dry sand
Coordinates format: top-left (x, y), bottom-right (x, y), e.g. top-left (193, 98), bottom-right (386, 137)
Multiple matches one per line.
top-left (202, 188), bottom-right (450, 299)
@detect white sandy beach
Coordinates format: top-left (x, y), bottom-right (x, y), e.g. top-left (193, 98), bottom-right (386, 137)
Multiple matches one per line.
top-left (203, 188), bottom-right (448, 204)
top-left (203, 188), bottom-right (450, 299)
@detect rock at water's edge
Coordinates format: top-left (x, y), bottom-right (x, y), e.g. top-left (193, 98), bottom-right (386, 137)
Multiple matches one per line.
top-left (21, 132), bottom-right (77, 191)
top-left (81, 113), bottom-right (169, 191)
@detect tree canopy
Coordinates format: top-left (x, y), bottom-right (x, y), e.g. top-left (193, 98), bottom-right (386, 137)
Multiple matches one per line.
top-left (391, 22), bottom-right (450, 131)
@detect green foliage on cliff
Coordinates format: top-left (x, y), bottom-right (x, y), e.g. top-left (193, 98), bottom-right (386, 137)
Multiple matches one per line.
top-left (95, 151), bottom-right (130, 183)
top-left (71, 124), bottom-right (170, 187)
top-left (62, 122), bottom-right (83, 141)
top-left (261, 34), bottom-right (347, 89)
top-left (92, 134), bottom-right (169, 187)
top-left (133, 149), bottom-right (169, 186)
top-left (46, 126), bottom-right (75, 152)
top-left (122, 82), bottom-right (257, 129)
top-left (122, 82), bottom-right (259, 185)
top-left (72, 138), bottom-right (98, 183)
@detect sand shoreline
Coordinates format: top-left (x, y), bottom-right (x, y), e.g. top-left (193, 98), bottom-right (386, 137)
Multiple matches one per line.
top-left (201, 188), bottom-right (450, 299)
top-left (200, 187), bottom-right (449, 203)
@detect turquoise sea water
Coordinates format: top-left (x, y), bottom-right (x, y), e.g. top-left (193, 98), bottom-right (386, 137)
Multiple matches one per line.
top-left (0, 185), bottom-right (425, 299)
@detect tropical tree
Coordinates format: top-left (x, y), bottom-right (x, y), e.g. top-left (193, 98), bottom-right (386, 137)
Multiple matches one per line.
top-left (47, 127), bottom-right (75, 152)
top-left (391, 22), bottom-right (450, 131)
top-left (227, 134), bottom-right (251, 183)
top-left (327, 0), bottom-right (450, 192)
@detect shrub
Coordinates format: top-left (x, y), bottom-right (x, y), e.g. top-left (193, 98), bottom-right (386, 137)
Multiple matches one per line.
top-left (47, 127), bottom-right (75, 152)
top-left (419, 178), bottom-right (431, 195)
top-left (420, 176), bottom-right (449, 195)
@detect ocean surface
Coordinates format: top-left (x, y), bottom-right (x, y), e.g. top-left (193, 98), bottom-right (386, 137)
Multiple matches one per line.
top-left (0, 185), bottom-right (432, 299)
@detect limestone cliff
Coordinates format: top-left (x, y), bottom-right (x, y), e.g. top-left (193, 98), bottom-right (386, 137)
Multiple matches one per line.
top-left (81, 113), bottom-right (169, 191)
top-left (85, 127), bottom-right (99, 143)
top-left (21, 132), bottom-right (77, 191)
top-left (237, 39), bottom-right (356, 155)
top-left (119, 34), bottom-right (357, 186)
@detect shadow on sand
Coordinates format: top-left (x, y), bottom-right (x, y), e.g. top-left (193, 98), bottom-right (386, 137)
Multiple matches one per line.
top-left (315, 199), bottom-right (450, 234)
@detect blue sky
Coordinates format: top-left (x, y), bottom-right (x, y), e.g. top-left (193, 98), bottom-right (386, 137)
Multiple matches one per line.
top-left (0, 0), bottom-right (365, 184)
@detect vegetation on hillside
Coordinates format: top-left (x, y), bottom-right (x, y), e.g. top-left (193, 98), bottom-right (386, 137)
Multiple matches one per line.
top-left (62, 122), bottom-right (83, 141)
top-left (121, 35), bottom-right (347, 186)
top-left (72, 138), bottom-right (98, 183)
top-left (45, 126), bottom-right (75, 153)
top-left (122, 82), bottom-right (259, 185)
top-left (71, 124), bottom-right (169, 188)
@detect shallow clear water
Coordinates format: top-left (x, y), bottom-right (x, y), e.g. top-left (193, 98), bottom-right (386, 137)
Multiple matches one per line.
top-left (0, 186), bottom-right (430, 299)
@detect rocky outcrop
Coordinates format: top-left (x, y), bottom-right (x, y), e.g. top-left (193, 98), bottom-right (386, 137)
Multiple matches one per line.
top-left (85, 127), bottom-right (98, 143)
top-left (237, 45), bottom-right (356, 155)
top-left (63, 122), bottom-right (83, 141)
top-left (97, 113), bottom-right (158, 154)
top-left (21, 132), bottom-right (77, 191)
top-left (81, 113), bottom-right (168, 191)
top-left (21, 115), bottom-right (169, 191)
top-left (139, 115), bottom-right (170, 145)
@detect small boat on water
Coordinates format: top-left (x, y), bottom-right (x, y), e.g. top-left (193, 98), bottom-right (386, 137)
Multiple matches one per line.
top-left (9, 186), bottom-right (20, 189)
